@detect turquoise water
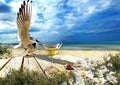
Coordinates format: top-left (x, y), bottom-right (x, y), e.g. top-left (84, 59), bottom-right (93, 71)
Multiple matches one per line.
top-left (38, 44), bottom-right (120, 50)
top-left (4, 44), bottom-right (120, 50)
top-left (61, 44), bottom-right (120, 50)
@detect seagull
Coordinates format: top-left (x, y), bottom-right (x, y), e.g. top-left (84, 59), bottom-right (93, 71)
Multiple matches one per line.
top-left (14, 0), bottom-right (36, 55)
top-left (24, 36), bottom-right (40, 55)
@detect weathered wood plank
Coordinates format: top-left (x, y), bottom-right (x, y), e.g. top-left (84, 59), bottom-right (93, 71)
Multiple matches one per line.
top-left (0, 58), bottom-right (11, 70)
top-left (23, 57), bottom-right (42, 72)
top-left (0, 57), bottom-right (23, 78)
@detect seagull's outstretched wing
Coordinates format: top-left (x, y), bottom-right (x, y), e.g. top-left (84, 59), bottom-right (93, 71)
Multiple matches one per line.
top-left (14, 0), bottom-right (32, 48)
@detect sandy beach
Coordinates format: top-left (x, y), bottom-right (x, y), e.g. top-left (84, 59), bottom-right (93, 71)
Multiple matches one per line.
top-left (0, 48), bottom-right (119, 77)
top-left (11, 48), bottom-right (120, 61)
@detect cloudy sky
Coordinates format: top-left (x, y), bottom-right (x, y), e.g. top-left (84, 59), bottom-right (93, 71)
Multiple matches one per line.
top-left (0, 0), bottom-right (120, 44)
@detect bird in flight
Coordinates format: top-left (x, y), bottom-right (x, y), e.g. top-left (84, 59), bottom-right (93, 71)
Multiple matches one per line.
top-left (14, 0), bottom-right (37, 56)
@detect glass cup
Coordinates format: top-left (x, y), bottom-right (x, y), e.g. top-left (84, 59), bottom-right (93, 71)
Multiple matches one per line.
top-left (43, 43), bottom-right (62, 63)
top-left (43, 43), bottom-right (62, 56)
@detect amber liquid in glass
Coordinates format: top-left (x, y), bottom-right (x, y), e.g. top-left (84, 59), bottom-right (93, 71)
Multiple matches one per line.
top-left (45, 48), bottom-right (59, 56)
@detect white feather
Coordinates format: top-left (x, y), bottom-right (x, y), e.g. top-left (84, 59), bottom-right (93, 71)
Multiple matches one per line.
top-left (14, 0), bottom-right (32, 48)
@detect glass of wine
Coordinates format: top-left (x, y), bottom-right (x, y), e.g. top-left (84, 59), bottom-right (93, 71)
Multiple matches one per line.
top-left (43, 43), bottom-right (62, 63)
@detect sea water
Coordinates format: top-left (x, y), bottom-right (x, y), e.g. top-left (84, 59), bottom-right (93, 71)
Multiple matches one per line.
top-left (38, 44), bottom-right (120, 50)
top-left (62, 44), bottom-right (120, 50)
top-left (4, 44), bottom-right (120, 50)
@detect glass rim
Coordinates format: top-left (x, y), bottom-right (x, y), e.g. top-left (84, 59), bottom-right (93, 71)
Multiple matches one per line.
top-left (42, 43), bottom-right (62, 49)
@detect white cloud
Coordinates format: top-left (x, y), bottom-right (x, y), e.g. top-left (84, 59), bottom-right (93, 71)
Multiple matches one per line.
top-left (9, 0), bottom-right (23, 12)
top-left (8, 0), bottom-right (112, 31)
top-left (0, 21), bottom-right (16, 30)
top-left (0, 33), bottom-right (17, 43)
top-left (62, 0), bottom-right (112, 30)
top-left (43, 6), bottom-right (57, 19)
top-left (99, 0), bottom-right (111, 8)
top-left (0, 0), bottom-right (5, 3)
top-left (30, 30), bottom-right (61, 43)
top-left (0, 0), bottom-right (113, 43)
top-left (87, 6), bottom-right (95, 14)
top-left (81, 0), bottom-right (88, 3)
top-left (67, 0), bottom-right (111, 16)
top-left (1, 33), bottom-right (16, 38)
top-left (31, 0), bottom-right (60, 30)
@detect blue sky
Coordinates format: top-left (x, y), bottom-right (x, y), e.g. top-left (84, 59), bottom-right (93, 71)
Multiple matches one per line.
top-left (0, 0), bottom-right (120, 44)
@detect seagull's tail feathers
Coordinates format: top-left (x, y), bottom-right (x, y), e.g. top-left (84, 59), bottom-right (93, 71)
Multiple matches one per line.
top-left (14, 43), bottom-right (22, 49)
